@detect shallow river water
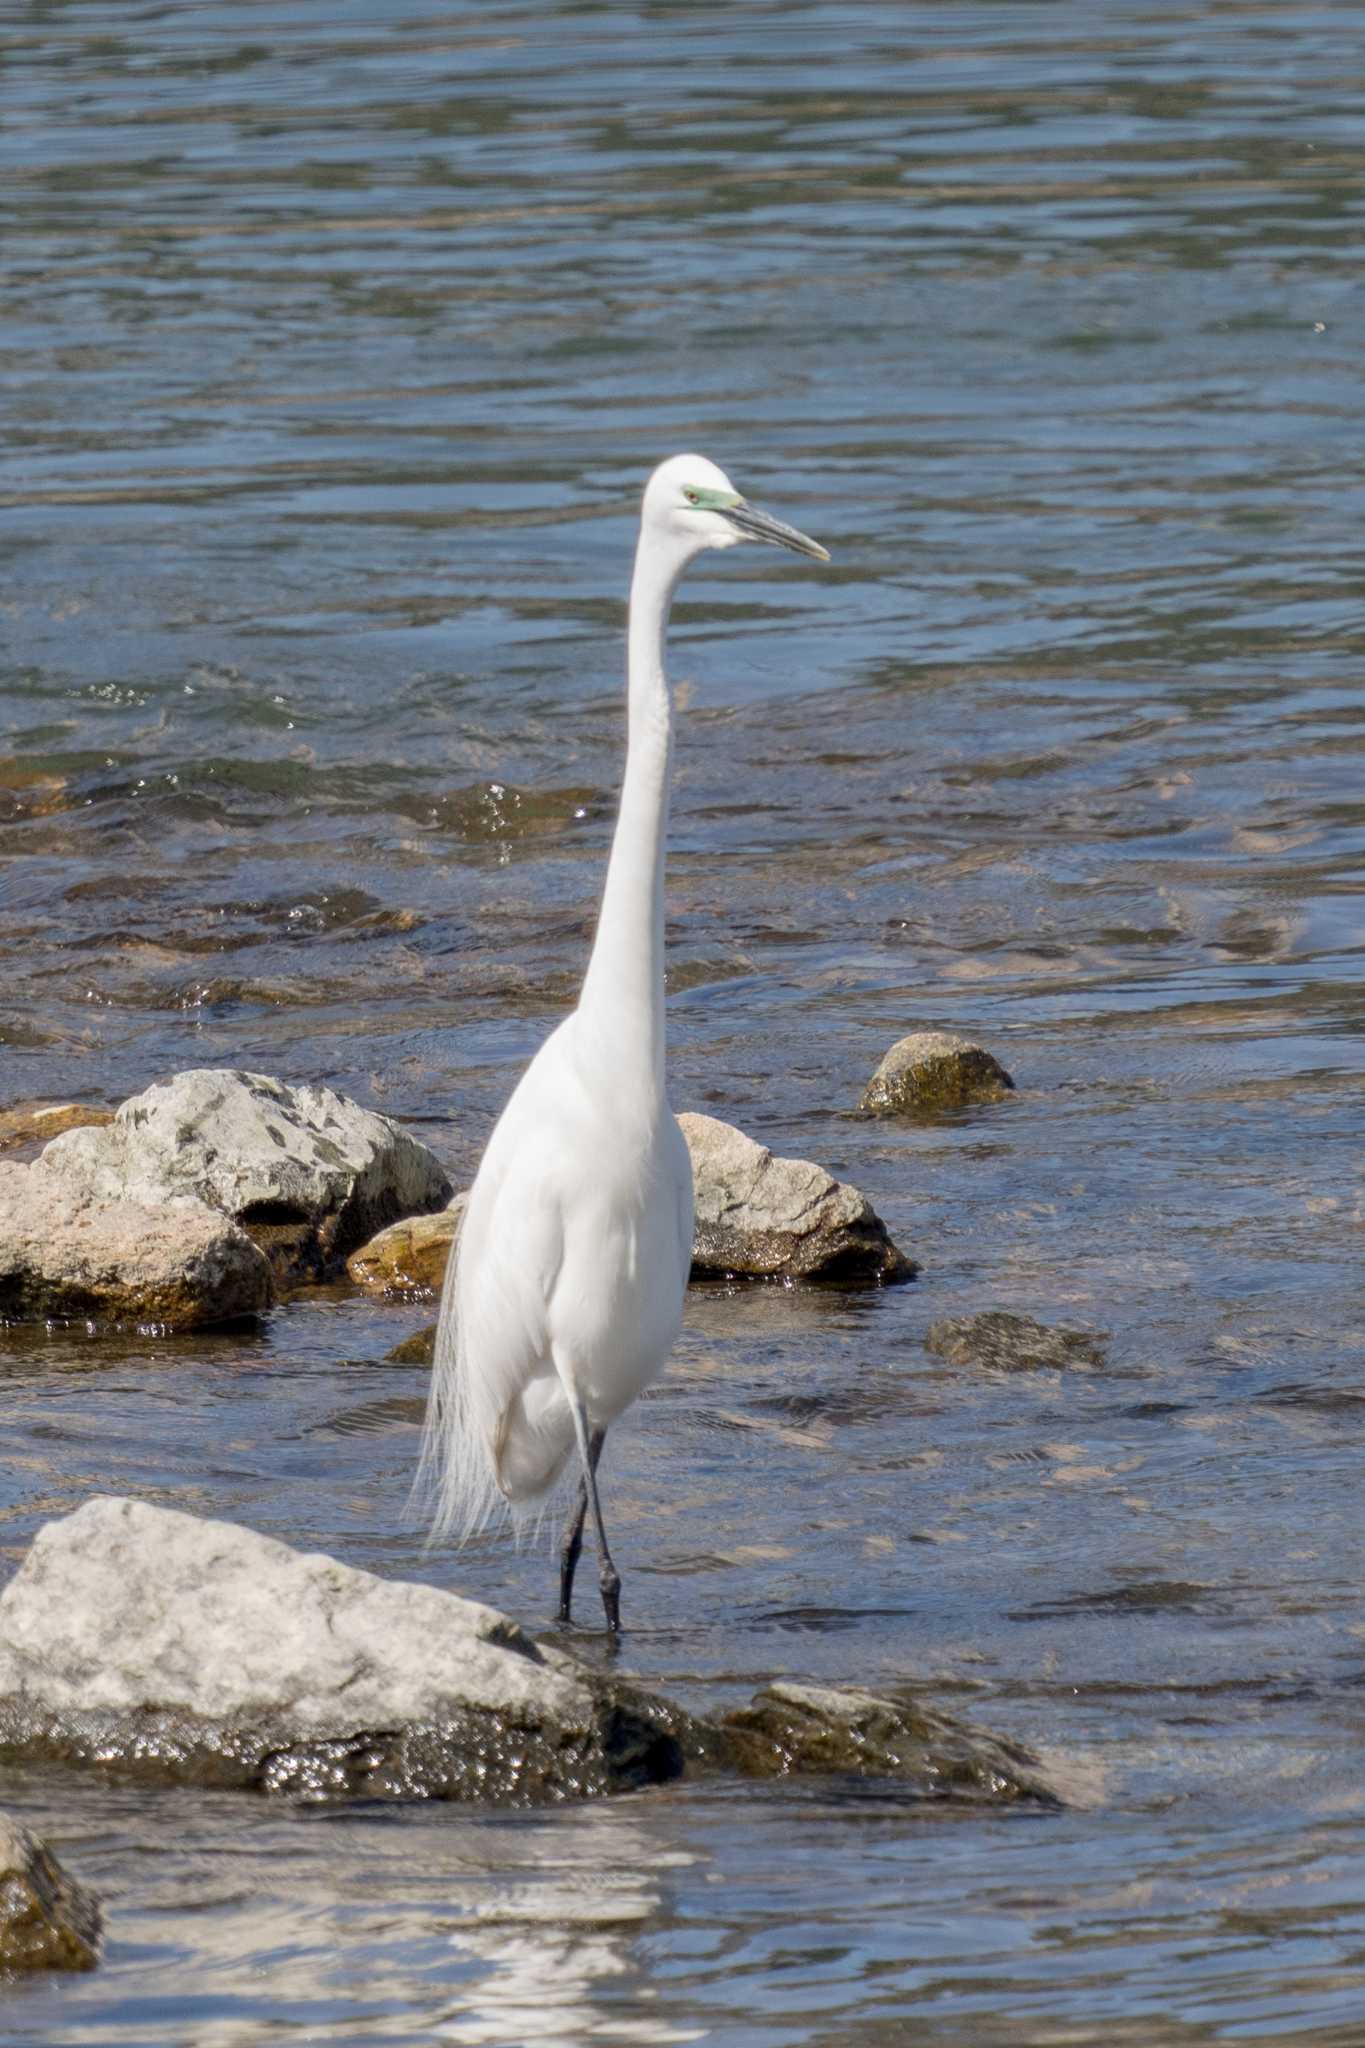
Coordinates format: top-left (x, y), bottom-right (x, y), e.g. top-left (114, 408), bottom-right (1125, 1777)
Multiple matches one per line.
top-left (3, 2), bottom-right (1365, 2041)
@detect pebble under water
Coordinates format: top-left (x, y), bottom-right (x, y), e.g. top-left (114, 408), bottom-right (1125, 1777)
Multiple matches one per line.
top-left (3, 2), bottom-right (1365, 2040)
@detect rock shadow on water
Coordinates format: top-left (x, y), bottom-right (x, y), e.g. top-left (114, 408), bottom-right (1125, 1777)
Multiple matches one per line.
top-left (748, 1603), bottom-right (921, 1635)
top-left (1253, 1380), bottom-right (1365, 1421)
top-left (1009, 1578), bottom-right (1240, 1623)
top-left (926, 1310), bottom-right (1109, 1373)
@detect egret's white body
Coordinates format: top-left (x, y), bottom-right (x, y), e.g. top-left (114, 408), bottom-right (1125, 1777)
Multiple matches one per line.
top-left (439, 1011), bottom-right (692, 1513)
top-left (418, 453), bottom-right (828, 1630)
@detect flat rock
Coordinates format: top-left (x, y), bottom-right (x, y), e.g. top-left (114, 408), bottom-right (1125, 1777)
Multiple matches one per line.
top-left (926, 1310), bottom-right (1108, 1372)
top-left (0, 1502), bottom-right (1067, 1813)
top-left (0, 1104), bottom-right (114, 1156)
top-left (41, 1069), bottom-right (452, 1284)
top-left (860, 1030), bottom-right (1014, 1115)
top-left (721, 1681), bottom-right (1062, 1805)
top-left (0, 1498), bottom-right (683, 1805)
top-left (0, 1167), bottom-right (272, 1330)
top-left (348, 1195), bottom-right (467, 1297)
top-left (0, 1813), bottom-right (101, 1972)
top-left (680, 1112), bottom-right (914, 1284)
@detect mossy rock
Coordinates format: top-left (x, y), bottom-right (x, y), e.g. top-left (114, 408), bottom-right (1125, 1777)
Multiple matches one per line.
top-left (720, 1682), bottom-right (1061, 1805)
top-left (348, 1196), bottom-right (467, 1299)
top-left (860, 1031), bottom-right (1013, 1116)
top-left (386, 1322), bottom-right (437, 1365)
top-left (0, 1814), bottom-right (101, 1972)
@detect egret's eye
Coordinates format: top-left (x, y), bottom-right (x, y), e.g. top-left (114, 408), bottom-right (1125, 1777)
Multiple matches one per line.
top-left (682, 487), bottom-right (701, 506)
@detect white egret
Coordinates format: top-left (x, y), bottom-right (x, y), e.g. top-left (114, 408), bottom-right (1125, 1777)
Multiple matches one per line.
top-left (418, 454), bottom-right (829, 1633)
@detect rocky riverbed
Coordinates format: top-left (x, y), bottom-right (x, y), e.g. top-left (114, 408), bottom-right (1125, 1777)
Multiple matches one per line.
top-left (0, 1051), bottom-right (1060, 1970)
top-left (0, 1066), bottom-right (920, 1326)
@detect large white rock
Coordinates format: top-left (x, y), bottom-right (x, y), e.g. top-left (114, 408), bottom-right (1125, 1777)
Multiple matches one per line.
top-left (41, 1069), bottom-right (451, 1280)
top-left (0, 1165), bottom-right (271, 1329)
top-left (0, 1498), bottom-right (681, 1803)
top-left (0, 1501), bottom-right (1064, 1810)
top-left (679, 1112), bottom-right (914, 1283)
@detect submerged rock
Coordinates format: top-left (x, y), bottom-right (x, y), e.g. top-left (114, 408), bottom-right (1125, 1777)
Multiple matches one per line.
top-left (386, 1323), bottom-right (438, 1365)
top-left (926, 1310), bottom-right (1108, 1372)
top-left (0, 1813), bottom-right (101, 1972)
top-left (0, 1168), bottom-right (271, 1330)
top-left (40, 1069), bottom-right (452, 1285)
top-left (348, 1195), bottom-right (467, 1298)
top-left (0, 1103), bottom-right (113, 1156)
top-left (859, 1030), bottom-right (1014, 1115)
top-left (0, 1498), bottom-right (681, 1805)
top-left (722, 1681), bottom-right (1062, 1805)
top-left (681, 1112), bottom-right (914, 1284)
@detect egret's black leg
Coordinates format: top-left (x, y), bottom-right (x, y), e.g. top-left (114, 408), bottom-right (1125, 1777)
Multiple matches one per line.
top-left (557, 1425), bottom-right (603, 1624)
top-left (570, 1405), bottom-right (620, 1636)
top-left (557, 1479), bottom-right (587, 1625)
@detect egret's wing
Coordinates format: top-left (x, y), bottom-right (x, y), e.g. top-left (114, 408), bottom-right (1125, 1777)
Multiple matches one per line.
top-left (458, 1104), bottom-right (566, 1373)
top-left (418, 1029), bottom-right (575, 1538)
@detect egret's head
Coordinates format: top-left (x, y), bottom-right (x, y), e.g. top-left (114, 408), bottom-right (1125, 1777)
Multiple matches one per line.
top-left (641, 453), bottom-right (830, 565)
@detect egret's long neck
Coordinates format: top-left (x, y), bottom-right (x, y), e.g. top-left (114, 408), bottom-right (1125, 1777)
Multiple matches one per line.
top-left (578, 532), bottom-right (685, 1086)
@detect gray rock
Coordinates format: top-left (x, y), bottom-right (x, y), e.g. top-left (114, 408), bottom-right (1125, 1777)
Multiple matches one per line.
top-left (0, 1501), bottom-right (1067, 1813)
top-left (0, 1166), bottom-right (272, 1330)
top-left (860, 1030), bottom-right (1014, 1116)
top-left (0, 1498), bottom-right (682, 1805)
top-left (926, 1310), bottom-right (1107, 1372)
top-left (41, 1069), bottom-right (452, 1283)
top-left (0, 1813), bottom-right (101, 1972)
top-left (680, 1112), bottom-right (914, 1284)
top-left (348, 1194), bottom-right (467, 1298)
top-left (721, 1681), bottom-right (1063, 1805)
top-left (357, 1122), bottom-right (913, 1299)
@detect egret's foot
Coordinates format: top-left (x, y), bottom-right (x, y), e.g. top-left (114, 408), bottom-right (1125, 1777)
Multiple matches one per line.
top-left (600, 1561), bottom-right (622, 1636)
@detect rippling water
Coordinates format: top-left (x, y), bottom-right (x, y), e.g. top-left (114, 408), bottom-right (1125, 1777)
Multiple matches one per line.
top-left (3, 2), bottom-right (1365, 2040)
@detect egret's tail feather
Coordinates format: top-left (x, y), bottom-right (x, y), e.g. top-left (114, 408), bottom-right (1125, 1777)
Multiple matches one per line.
top-left (412, 1232), bottom-right (506, 1545)
top-left (413, 1226), bottom-right (577, 1544)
